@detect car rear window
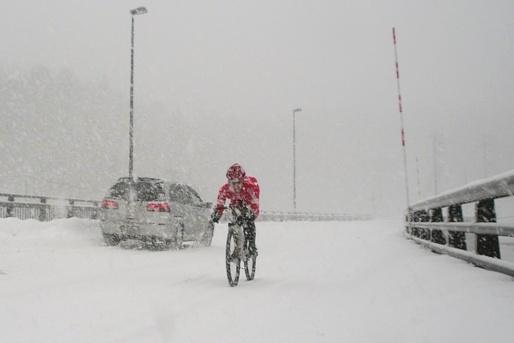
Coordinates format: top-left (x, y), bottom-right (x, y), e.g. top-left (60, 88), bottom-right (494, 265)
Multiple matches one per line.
top-left (108, 181), bottom-right (166, 201)
top-left (135, 182), bottom-right (166, 201)
top-left (168, 184), bottom-right (190, 203)
top-left (168, 184), bottom-right (203, 205)
top-left (108, 182), bottom-right (129, 199)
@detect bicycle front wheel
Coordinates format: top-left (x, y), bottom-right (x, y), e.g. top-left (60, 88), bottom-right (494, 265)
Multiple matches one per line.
top-left (226, 229), bottom-right (240, 287)
top-left (243, 237), bottom-right (257, 281)
top-left (244, 253), bottom-right (256, 281)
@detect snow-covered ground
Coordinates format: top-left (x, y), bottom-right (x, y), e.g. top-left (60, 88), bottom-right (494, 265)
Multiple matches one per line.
top-left (1, 218), bottom-right (513, 343)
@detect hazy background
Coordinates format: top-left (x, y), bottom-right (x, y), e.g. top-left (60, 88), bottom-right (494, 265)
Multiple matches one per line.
top-left (1, 0), bottom-right (514, 215)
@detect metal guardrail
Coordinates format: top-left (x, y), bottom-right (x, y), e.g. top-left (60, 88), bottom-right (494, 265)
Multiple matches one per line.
top-left (258, 211), bottom-right (371, 222)
top-left (409, 170), bottom-right (514, 212)
top-left (0, 192), bottom-right (99, 221)
top-left (219, 210), bottom-right (370, 222)
top-left (0, 191), bottom-right (369, 223)
top-left (405, 170), bottom-right (514, 277)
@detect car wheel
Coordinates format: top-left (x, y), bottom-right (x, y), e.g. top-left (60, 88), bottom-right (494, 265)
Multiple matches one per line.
top-left (175, 224), bottom-right (184, 249)
top-left (103, 233), bottom-right (120, 246)
top-left (147, 237), bottom-right (168, 250)
top-left (163, 239), bottom-right (174, 249)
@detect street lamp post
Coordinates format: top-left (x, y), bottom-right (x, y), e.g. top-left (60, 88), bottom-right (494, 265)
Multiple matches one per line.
top-left (292, 107), bottom-right (302, 210)
top-left (128, 6), bottom-right (147, 182)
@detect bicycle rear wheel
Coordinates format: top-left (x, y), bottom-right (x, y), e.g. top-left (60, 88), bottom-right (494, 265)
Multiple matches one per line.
top-left (243, 239), bottom-right (257, 281)
top-left (226, 229), bottom-right (240, 287)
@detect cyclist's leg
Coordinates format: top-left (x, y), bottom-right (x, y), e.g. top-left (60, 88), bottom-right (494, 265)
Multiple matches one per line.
top-left (229, 223), bottom-right (244, 260)
top-left (245, 220), bottom-right (257, 256)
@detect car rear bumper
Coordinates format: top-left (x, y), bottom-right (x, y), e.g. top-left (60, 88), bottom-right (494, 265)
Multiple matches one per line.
top-left (100, 220), bottom-right (179, 240)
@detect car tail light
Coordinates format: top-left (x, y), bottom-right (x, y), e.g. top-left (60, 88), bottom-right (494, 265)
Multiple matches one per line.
top-left (146, 201), bottom-right (170, 212)
top-left (101, 199), bottom-right (119, 209)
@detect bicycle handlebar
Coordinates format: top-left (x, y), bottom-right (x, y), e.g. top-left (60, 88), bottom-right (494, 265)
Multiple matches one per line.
top-left (212, 204), bottom-right (252, 225)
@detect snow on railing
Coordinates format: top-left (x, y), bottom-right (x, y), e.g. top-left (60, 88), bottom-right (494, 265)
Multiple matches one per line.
top-left (0, 192), bottom-right (99, 221)
top-left (405, 169), bottom-right (514, 277)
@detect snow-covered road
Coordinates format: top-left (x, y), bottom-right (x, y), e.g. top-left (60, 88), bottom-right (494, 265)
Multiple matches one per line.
top-left (1, 218), bottom-right (513, 343)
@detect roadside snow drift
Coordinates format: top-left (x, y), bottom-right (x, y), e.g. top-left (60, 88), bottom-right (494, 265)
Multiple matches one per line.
top-left (1, 218), bottom-right (513, 343)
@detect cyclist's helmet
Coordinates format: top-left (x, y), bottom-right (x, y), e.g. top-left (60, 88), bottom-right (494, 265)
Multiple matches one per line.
top-left (226, 163), bottom-right (246, 182)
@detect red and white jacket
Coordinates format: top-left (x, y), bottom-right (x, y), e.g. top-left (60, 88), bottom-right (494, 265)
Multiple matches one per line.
top-left (214, 176), bottom-right (260, 219)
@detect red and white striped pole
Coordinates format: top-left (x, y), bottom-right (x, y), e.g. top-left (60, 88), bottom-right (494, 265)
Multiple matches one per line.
top-left (392, 27), bottom-right (411, 208)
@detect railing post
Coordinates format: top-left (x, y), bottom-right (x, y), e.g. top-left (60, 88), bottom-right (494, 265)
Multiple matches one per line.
top-left (420, 217), bottom-right (430, 239)
top-left (6, 195), bottom-right (14, 217)
top-left (405, 211), bottom-right (410, 234)
top-left (39, 197), bottom-right (47, 221)
top-left (430, 208), bottom-right (443, 222)
top-left (92, 202), bottom-right (99, 220)
top-left (430, 208), bottom-right (446, 244)
top-left (475, 198), bottom-right (500, 258)
top-left (67, 200), bottom-right (75, 218)
top-left (448, 204), bottom-right (466, 250)
top-left (411, 210), bottom-right (429, 238)
top-left (448, 204), bottom-right (463, 221)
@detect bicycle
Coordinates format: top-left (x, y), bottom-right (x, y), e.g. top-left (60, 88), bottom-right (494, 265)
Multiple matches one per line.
top-left (223, 205), bottom-right (257, 287)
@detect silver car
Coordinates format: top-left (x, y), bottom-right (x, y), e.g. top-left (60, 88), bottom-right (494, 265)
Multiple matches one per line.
top-left (100, 177), bottom-right (213, 248)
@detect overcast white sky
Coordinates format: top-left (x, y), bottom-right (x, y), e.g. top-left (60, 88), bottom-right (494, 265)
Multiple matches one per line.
top-left (2, 0), bottom-right (514, 215)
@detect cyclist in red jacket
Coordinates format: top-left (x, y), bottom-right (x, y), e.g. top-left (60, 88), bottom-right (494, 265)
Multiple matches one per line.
top-left (211, 163), bottom-right (260, 261)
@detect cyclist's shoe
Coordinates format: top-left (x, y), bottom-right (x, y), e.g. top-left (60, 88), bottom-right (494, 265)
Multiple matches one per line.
top-left (249, 247), bottom-right (258, 257)
top-left (229, 252), bottom-right (240, 264)
top-left (242, 248), bottom-right (257, 261)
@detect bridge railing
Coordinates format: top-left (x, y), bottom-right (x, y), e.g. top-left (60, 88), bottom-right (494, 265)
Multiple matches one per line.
top-left (257, 211), bottom-right (371, 222)
top-left (0, 192), bottom-right (99, 221)
top-left (405, 170), bottom-right (514, 277)
top-left (0, 191), bottom-right (370, 223)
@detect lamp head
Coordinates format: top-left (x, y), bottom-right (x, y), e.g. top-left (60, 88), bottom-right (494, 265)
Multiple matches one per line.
top-left (130, 7), bottom-right (148, 15)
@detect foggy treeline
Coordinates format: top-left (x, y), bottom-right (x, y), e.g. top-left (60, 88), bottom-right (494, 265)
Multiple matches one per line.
top-left (0, 66), bottom-right (200, 199)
